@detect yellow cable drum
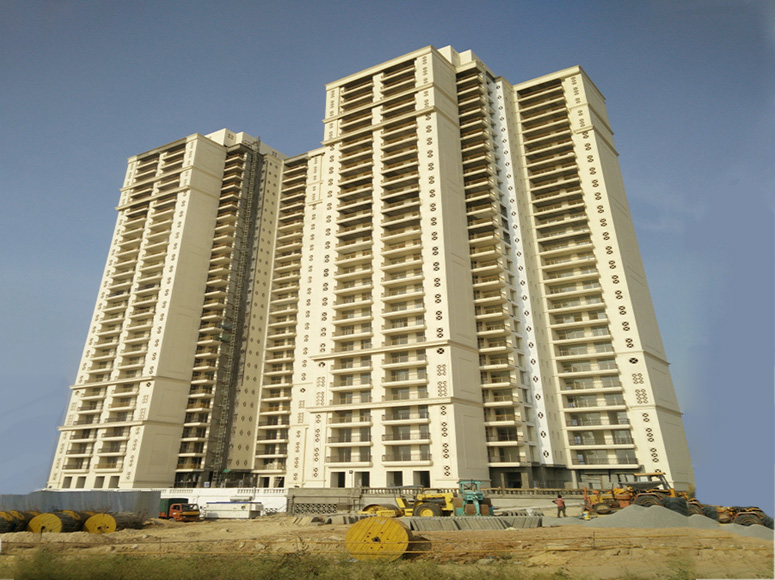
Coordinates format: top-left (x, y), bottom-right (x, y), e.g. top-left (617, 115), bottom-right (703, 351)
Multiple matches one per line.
top-left (83, 512), bottom-right (144, 534)
top-left (27, 511), bottom-right (89, 533)
top-left (0, 511), bottom-right (17, 533)
top-left (344, 517), bottom-right (414, 561)
top-left (83, 513), bottom-right (117, 534)
top-left (0, 510), bottom-right (39, 533)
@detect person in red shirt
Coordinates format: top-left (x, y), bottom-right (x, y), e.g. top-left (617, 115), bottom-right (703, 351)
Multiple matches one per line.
top-left (553, 494), bottom-right (566, 517)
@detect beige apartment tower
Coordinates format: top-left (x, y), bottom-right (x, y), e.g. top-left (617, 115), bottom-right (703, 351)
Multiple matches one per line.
top-left (48, 46), bottom-right (693, 492)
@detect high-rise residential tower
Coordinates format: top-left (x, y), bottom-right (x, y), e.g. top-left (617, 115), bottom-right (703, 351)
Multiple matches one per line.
top-left (47, 130), bottom-right (285, 489)
top-left (48, 46), bottom-right (693, 492)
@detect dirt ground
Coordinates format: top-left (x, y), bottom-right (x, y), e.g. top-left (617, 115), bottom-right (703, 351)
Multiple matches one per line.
top-left (1, 515), bottom-right (772, 579)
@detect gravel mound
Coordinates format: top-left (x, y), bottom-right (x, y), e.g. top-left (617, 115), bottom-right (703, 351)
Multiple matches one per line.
top-left (583, 505), bottom-right (775, 539)
top-left (585, 505), bottom-right (687, 528)
top-left (728, 523), bottom-right (775, 540)
top-left (687, 514), bottom-right (720, 529)
top-left (541, 516), bottom-right (584, 527)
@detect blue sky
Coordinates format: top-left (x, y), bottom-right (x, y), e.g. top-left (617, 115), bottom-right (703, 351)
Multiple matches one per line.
top-left (1, 0), bottom-right (773, 512)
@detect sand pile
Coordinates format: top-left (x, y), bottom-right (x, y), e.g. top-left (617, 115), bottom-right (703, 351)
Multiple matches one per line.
top-left (583, 505), bottom-right (773, 539)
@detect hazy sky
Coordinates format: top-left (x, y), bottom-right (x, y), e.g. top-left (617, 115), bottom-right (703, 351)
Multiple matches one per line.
top-left (1, 0), bottom-right (773, 513)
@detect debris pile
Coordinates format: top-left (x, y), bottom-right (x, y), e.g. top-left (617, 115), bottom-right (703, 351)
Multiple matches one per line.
top-left (582, 505), bottom-right (773, 539)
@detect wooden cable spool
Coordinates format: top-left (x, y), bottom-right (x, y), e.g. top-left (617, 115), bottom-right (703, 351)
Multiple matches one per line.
top-left (345, 517), bottom-right (416, 561)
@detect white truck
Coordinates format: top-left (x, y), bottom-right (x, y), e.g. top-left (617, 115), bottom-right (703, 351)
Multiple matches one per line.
top-left (202, 501), bottom-right (264, 520)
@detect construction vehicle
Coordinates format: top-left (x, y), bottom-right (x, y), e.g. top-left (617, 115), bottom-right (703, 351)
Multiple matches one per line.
top-left (457, 480), bottom-right (492, 515)
top-left (585, 474), bottom-right (774, 527)
top-left (158, 498), bottom-right (200, 522)
top-left (714, 506), bottom-right (774, 528)
top-left (584, 472), bottom-right (684, 514)
top-left (360, 480), bottom-right (492, 517)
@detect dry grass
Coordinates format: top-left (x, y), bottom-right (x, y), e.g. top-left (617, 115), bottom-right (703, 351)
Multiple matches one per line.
top-left (0, 549), bottom-right (717, 580)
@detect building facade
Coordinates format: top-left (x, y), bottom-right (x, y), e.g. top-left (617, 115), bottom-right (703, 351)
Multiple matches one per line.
top-left (48, 46), bottom-right (694, 492)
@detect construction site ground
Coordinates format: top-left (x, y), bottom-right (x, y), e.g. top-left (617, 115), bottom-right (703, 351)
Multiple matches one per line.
top-left (0, 512), bottom-right (772, 579)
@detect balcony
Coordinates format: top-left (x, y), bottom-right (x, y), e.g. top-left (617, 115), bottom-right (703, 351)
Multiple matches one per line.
top-left (98, 444), bottom-right (127, 456)
top-left (340, 91), bottom-right (373, 112)
top-left (382, 304), bottom-right (424, 320)
top-left (566, 414), bottom-right (631, 430)
top-left (382, 240), bottom-right (422, 257)
top-left (108, 399), bottom-right (136, 411)
top-left (329, 414), bottom-right (372, 426)
top-left (326, 454), bottom-right (372, 465)
top-left (382, 256), bottom-right (422, 274)
top-left (558, 360), bottom-right (619, 377)
top-left (332, 295), bottom-right (372, 311)
top-left (340, 110), bottom-right (373, 132)
top-left (329, 380), bottom-right (372, 391)
top-left (329, 392), bottom-right (373, 405)
top-left (257, 417), bottom-right (291, 428)
top-left (487, 453), bottom-right (528, 466)
top-left (94, 460), bottom-right (124, 471)
top-left (382, 210), bottom-right (421, 228)
top-left (382, 388), bottom-right (428, 402)
top-left (335, 236), bottom-right (373, 253)
top-left (563, 395), bottom-right (626, 410)
top-left (256, 432), bottom-right (289, 443)
top-left (333, 278), bottom-right (373, 294)
top-left (382, 269), bottom-right (423, 286)
top-left (468, 230), bottom-right (501, 247)
top-left (176, 460), bottom-right (203, 471)
top-left (333, 265), bottom-right (373, 281)
top-left (328, 434), bottom-right (372, 444)
top-left (382, 322), bottom-right (426, 337)
top-left (570, 455), bottom-right (638, 467)
top-left (474, 306), bottom-right (509, 322)
top-left (340, 138), bottom-right (373, 159)
top-left (563, 378), bottom-right (621, 392)
top-left (483, 413), bottom-right (521, 426)
top-left (382, 410), bottom-right (429, 423)
top-left (485, 431), bottom-right (523, 444)
top-left (380, 226), bottom-right (421, 244)
top-left (479, 356), bottom-right (515, 371)
top-left (382, 288), bottom-right (424, 304)
top-left (382, 451), bottom-right (431, 463)
top-left (568, 435), bottom-right (634, 448)
top-left (476, 323), bottom-right (510, 338)
top-left (334, 249), bottom-right (372, 266)
top-left (382, 432), bottom-right (430, 443)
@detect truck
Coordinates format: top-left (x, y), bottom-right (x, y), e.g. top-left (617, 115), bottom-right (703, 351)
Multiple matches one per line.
top-left (202, 501), bottom-right (264, 520)
top-left (158, 498), bottom-right (200, 522)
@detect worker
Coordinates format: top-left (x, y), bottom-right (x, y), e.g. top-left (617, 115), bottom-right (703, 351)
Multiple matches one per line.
top-left (553, 494), bottom-right (566, 518)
